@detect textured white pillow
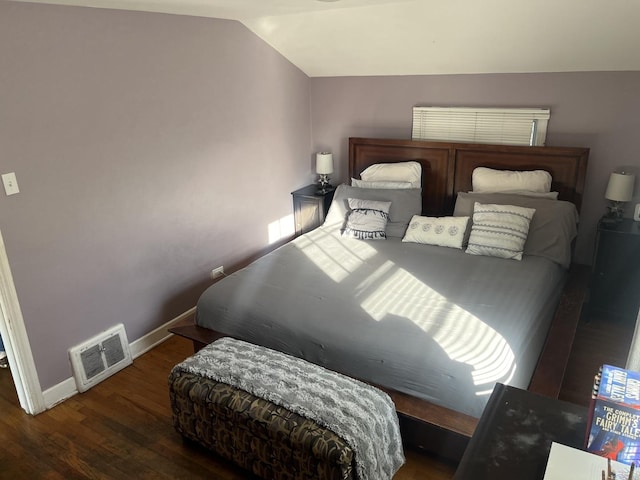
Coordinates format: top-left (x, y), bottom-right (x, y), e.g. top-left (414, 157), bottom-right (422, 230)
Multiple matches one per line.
top-left (342, 198), bottom-right (391, 240)
top-left (466, 202), bottom-right (536, 260)
top-left (351, 178), bottom-right (413, 189)
top-left (360, 161), bottom-right (422, 188)
top-left (402, 215), bottom-right (470, 249)
top-left (472, 167), bottom-right (552, 193)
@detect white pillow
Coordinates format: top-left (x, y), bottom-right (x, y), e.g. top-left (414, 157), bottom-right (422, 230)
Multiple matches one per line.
top-left (342, 198), bottom-right (391, 240)
top-left (465, 202), bottom-right (536, 260)
top-left (360, 161), bottom-right (422, 188)
top-left (472, 167), bottom-right (552, 193)
top-left (402, 215), bottom-right (470, 249)
top-left (351, 178), bottom-right (413, 189)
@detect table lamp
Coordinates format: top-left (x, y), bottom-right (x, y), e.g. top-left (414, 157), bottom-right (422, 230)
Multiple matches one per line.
top-left (316, 152), bottom-right (333, 193)
top-left (605, 171), bottom-right (635, 220)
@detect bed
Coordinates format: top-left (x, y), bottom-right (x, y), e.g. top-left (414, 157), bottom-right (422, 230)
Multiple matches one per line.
top-left (173, 137), bottom-right (590, 460)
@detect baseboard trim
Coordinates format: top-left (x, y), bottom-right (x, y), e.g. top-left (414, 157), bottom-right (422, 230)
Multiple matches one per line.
top-left (129, 307), bottom-right (196, 359)
top-left (42, 377), bottom-right (77, 409)
top-left (42, 306), bottom-right (197, 410)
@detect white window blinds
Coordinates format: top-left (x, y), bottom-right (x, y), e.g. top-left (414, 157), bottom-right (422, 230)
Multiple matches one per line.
top-left (411, 107), bottom-right (551, 146)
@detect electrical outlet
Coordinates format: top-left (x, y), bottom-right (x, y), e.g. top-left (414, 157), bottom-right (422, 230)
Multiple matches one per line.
top-left (2, 172), bottom-right (19, 196)
top-left (210, 266), bottom-right (225, 280)
top-left (634, 203), bottom-right (640, 221)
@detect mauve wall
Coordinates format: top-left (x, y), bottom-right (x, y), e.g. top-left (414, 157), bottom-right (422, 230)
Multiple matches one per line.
top-left (310, 73), bottom-right (640, 265)
top-left (0, 3), bottom-right (311, 389)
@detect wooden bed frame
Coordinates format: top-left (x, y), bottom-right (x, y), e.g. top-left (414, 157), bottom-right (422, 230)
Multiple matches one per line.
top-left (170, 137), bottom-right (590, 461)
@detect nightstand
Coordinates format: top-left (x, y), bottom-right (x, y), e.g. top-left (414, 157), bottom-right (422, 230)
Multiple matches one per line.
top-left (454, 383), bottom-right (588, 480)
top-left (590, 217), bottom-right (640, 320)
top-left (291, 185), bottom-right (335, 236)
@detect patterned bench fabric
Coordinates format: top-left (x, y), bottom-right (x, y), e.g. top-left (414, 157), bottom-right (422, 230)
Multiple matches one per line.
top-left (169, 370), bottom-right (355, 480)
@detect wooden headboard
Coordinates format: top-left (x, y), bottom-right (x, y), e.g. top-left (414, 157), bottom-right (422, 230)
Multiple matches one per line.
top-left (349, 137), bottom-right (589, 216)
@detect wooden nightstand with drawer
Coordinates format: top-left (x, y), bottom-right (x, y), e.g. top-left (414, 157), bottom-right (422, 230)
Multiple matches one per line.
top-left (291, 185), bottom-right (335, 236)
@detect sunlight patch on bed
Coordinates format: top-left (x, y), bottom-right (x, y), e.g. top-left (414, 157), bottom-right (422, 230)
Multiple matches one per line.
top-left (359, 267), bottom-right (516, 395)
top-left (293, 229), bottom-right (377, 283)
top-left (355, 260), bottom-right (396, 297)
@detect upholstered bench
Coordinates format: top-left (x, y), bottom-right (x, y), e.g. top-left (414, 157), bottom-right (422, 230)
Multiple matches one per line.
top-left (169, 337), bottom-right (404, 480)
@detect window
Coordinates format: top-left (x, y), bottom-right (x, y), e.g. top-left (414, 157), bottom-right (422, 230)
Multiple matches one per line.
top-left (412, 107), bottom-right (551, 146)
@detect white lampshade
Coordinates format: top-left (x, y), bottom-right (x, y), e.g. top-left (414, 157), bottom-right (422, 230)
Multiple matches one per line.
top-left (316, 152), bottom-right (334, 175)
top-left (605, 172), bottom-right (635, 202)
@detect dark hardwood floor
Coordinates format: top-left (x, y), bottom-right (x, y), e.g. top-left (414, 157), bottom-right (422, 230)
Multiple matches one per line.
top-left (0, 310), bottom-right (634, 479)
top-left (558, 311), bottom-right (636, 407)
top-left (0, 335), bottom-right (456, 479)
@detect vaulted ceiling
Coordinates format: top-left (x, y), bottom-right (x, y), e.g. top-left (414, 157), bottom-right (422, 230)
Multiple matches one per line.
top-left (12, 0), bottom-right (640, 77)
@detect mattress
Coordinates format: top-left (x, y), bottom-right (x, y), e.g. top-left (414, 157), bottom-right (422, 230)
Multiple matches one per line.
top-left (195, 225), bottom-right (566, 418)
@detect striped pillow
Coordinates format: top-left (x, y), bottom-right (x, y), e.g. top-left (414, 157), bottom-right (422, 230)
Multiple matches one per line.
top-left (465, 202), bottom-right (536, 260)
top-left (342, 198), bottom-right (391, 240)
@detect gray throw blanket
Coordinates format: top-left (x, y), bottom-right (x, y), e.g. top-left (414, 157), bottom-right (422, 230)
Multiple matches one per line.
top-left (173, 337), bottom-right (405, 480)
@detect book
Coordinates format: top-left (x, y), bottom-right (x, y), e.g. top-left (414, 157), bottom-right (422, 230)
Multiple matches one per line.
top-left (586, 365), bottom-right (640, 466)
top-left (544, 442), bottom-right (637, 479)
top-left (585, 369), bottom-right (603, 447)
top-left (598, 365), bottom-right (640, 408)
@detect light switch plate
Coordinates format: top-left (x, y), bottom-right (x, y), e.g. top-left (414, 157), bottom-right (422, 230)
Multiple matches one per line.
top-left (634, 203), bottom-right (640, 221)
top-left (1, 172), bottom-right (19, 196)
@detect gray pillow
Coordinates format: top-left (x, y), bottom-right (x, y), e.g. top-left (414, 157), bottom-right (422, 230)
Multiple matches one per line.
top-left (323, 184), bottom-right (422, 238)
top-left (453, 192), bottom-right (579, 268)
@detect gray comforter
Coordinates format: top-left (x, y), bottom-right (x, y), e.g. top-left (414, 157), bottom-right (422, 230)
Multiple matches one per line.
top-left (196, 225), bottom-right (565, 418)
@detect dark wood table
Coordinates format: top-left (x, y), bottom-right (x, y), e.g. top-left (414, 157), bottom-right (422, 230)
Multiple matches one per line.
top-left (454, 383), bottom-right (588, 480)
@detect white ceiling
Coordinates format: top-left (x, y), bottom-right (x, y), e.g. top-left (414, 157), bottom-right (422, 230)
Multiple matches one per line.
top-left (12, 0), bottom-right (640, 77)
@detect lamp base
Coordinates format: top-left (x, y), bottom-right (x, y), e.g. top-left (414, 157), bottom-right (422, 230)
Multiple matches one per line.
top-left (317, 175), bottom-right (332, 194)
top-left (607, 201), bottom-right (627, 219)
